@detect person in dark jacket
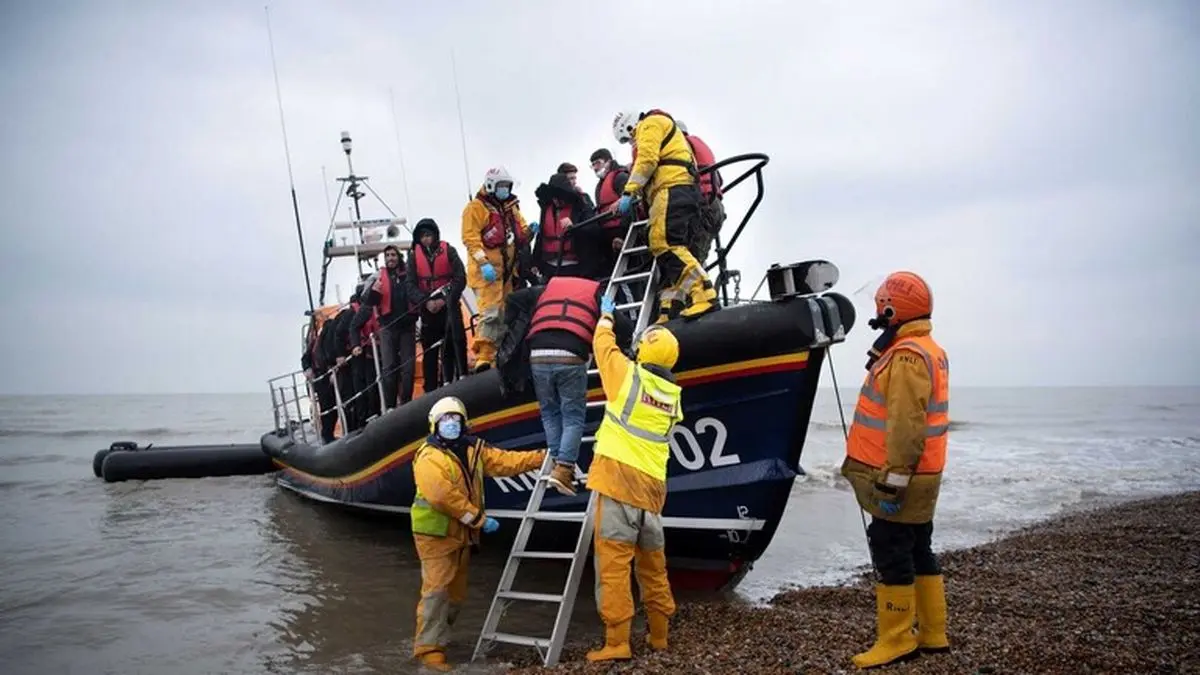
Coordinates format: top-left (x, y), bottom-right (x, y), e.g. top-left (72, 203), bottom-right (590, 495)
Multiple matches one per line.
top-left (340, 281), bottom-right (383, 431)
top-left (322, 299), bottom-right (359, 432)
top-left (354, 244), bottom-right (418, 409)
top-left (302, 316), bottom-right (339, 443)
top-left (404, 218), bottom-right (469, 392)
top-left (495, 279), bottom-right (635, 494)
top-left (532, 172), bottom-right (600, 281)
top-left (558, 161), bottom-right (597, 211)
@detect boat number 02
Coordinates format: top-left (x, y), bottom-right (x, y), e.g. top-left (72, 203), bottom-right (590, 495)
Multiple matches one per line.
top-left (670, 417), bottom-right (740, 471)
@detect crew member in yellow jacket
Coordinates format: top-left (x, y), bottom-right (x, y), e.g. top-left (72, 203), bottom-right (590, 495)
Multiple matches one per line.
top-left (410, 395), bottom-right (547, 672)
top-left (461, 166), bottom-right (536, 373)
top-left (584, 294), bottom-right (682, 662)
top-left (841, 271), bottom-right (951, 669)
top-left (611, 108), bottom-right (718, 324)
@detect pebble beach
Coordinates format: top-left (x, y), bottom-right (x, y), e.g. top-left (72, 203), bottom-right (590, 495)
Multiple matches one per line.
top-left (498, 491), bottom-right (1200, 674)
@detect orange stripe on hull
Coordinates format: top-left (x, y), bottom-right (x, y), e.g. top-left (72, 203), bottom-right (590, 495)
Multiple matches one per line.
top-left (277, 351), bottom-right (810, 488)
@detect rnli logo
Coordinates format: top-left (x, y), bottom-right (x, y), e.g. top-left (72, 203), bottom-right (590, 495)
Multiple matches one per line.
top-left (640, 392), bottom-right (674, 412)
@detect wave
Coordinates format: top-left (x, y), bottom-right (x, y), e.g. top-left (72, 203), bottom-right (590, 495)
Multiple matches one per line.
top-left (0, 427), bottom-right (250, 440)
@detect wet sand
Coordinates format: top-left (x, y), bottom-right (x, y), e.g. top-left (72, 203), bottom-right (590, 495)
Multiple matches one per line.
top-left (497, 491), bottom-right (1200, 674)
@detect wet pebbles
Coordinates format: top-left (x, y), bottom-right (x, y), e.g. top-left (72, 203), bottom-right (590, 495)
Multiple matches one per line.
top-left (495, 491), bottom-right (1200, 674)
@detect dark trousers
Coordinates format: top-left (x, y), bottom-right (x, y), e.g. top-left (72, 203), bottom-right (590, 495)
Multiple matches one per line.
top-left (380, 324), bottom-right (416, 409)
top-left (420, 307), bottom-right (470, 391)
top-left (331, 364), bottom-right (356, 432)
top-left (310, 369), bottom-right (338, 443)
top-left (867, 517), bottom-right (941, 586)
top-left (351, 354), bottom-right (381, 430)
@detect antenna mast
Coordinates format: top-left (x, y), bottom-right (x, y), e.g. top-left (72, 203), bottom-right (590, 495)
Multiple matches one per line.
top-left (450, 49), bottom-right (473, 199)
top-left (265, 5), bottom-right (315, 315)
top-left (388, 88), bottom-right (413, 216)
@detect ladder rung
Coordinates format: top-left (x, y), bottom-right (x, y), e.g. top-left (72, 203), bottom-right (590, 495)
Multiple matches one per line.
top-left (615, 301), bottom-right (641, 311)
top-left (531, 511), bottom-right (588, 522)
top-left (511, 550), bottom-right (576, 560)
top-left (587, 368), bottom-right (598, 376)
top-left (624, 245), bottom-right (649, 254)
top-left (611, 271), bottom-right (652, 284)
top-left (497, 590), bottom-right (564, 603)
top-left (484, 632), bottom-right (551, 649)
top-left (586, 400), bottom-right (605, 408)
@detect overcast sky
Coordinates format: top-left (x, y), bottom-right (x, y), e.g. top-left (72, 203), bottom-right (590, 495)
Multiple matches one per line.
top-left (1, 1), bottom-right (1196, 395)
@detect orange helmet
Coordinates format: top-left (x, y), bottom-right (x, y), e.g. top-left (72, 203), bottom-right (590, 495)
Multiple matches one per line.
top-left (874, 271), bottom-right (933, 325)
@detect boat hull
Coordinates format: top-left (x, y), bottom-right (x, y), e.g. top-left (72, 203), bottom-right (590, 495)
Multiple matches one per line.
top-left (263, 293), bottom-right (855, 591)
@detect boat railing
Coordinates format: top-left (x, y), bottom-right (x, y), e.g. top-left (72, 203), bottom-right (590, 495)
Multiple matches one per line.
top-left (699, 152), bottom-right (770, 307)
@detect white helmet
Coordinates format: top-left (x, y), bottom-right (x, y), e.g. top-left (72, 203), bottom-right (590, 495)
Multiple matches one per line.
top-left (612, 109), bottom-right (640, 144)
top-left (428, 396), bottom-right (467, 428)
top-left (676, 120), bottom-right (689, 135)
top-left (482, 166), bottom-right (514, 194)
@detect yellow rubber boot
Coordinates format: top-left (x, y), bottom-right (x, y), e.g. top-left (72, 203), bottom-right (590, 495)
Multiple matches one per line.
top-left (851, 584), bottom-right (919, 669)
top-left (679, 281), bottom-right (718, 319)
top-left (586, 620), bottom-right (633, 662)
top-left (646, 611), bottom-right (669, 651)
top-left (419, 651), bottom-right (452, 672)
top-left (914, 574), bottom-right (950, 652)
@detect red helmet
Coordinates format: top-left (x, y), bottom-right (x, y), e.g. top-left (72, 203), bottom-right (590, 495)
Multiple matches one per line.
top-left (874, 271), bottom-right (933, 325)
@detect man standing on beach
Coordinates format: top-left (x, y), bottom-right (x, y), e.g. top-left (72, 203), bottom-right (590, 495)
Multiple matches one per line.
top-left (584, 301), bottom-right (682, 662)
top-left (841, 270), bottom-right (951, 669)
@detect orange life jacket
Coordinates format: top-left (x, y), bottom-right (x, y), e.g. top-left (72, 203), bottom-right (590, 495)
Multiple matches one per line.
top-left (414, 242), bottom-right (454, 292)
top-left (480, 199), bottom-right (529, 249)
top-left (539, 202), bottom-right (577, 262)
top-left (845, 334), bottom-right (950, 475)
top-left (527, 276), bottom-right (601, 343)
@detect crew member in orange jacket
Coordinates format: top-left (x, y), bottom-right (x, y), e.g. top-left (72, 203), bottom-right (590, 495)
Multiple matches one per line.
top-left (411, 395), bottom-right (547, 672)
top-left (461, 166), bottom-right (536, 373)
top-left (840, 271), bottom-right (951, 669)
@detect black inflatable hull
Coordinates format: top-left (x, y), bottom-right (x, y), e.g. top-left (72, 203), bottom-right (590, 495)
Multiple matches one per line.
top-left (97, 442), bottom-right (277, 483)
top-left (263, 293), bottom-right (855, 591)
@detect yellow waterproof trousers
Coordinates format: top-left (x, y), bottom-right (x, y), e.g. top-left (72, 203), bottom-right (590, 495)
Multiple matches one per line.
top-left (413, 544), bottom-right (471, 658)
top-left (593, 494), bottom-right (676, 627)
top-left (646, 184), bottom-right (717, 322)
top-left (467, 276), bottom-right (511, 367)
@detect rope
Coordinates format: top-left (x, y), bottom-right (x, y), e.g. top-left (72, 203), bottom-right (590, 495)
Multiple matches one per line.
top-left (827, 350), bottom-right (872, 550)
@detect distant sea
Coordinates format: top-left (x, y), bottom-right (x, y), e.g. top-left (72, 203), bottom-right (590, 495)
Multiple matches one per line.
top-left (1, 387), bottom-right (1197, 674)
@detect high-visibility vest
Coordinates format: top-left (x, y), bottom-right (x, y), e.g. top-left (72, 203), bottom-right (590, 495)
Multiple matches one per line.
top-left (845, 334), bottom-right (950, 474)
top-left (411, 440), bottom-right (485, 537)
top-left (593, 364), bottom-right (683, 481)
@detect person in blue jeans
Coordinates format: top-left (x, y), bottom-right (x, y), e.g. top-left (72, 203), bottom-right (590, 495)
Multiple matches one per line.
top-left (524, 276), bottom-right (631, 495)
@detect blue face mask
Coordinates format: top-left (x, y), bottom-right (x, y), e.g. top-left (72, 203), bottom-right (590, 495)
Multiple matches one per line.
top-left (494, 186), bottom-right (510, 200)
top-left (437, 416), bottom-right (462, 440)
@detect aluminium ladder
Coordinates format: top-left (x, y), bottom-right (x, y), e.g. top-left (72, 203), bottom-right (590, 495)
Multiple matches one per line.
top-left (470, 217), bottom-right (662, 667)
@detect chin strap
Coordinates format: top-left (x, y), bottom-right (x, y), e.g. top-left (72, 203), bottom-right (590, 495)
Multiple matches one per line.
top-left (864, 313), bottom-right (931, 369)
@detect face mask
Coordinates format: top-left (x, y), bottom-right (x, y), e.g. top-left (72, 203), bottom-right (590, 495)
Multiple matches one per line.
top-left (494, 186), bottom-right (510, 200)
top-left (437, 416), bottom-right (462, 440)
top-left (595, 166), bottom-right (609, 180)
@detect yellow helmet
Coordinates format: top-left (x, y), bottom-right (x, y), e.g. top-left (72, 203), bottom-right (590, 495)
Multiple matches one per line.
top-left (635, 325), bottom-right (679, 370)
top-left (427, 396), bottom-right (468, 432)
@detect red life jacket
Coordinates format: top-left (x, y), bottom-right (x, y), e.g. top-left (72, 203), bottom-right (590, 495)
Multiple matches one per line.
top-left (539, 202), bottom-right (577, 262)
top-left (480, 199), bottom-right (530, 249)
top-left (528, 276), bottom-right (602, 343)
top-left (685, 133), bottom-right (722, 201)
top-left (414, 242), bottom-right (454, 292)
top-left (355, 302), bottom-right (381, 348)
top-left (595, 166), bottom-right (627, 233)
top-left (374, 266), bottom-right (406, 316)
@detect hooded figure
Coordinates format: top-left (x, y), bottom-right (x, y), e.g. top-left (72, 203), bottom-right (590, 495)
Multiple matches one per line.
top-left (405, 218), bottom-right (469, 391)
top-left (532, 172), bottom-right (600, 281)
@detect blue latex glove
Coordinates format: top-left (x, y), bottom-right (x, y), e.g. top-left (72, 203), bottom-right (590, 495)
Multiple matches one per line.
top-left (616, 195), bottom-right (634, 215)
top-left (872, 481), bottom-right (905, 516)
top-left (480, 262), bottom-right (497, 283)
top-left (482, 516), bottom-right (500, 534)
top-left (528, 221), bottom-right (540, 236)
top-left (600, 295), bottom-right (616, 315)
